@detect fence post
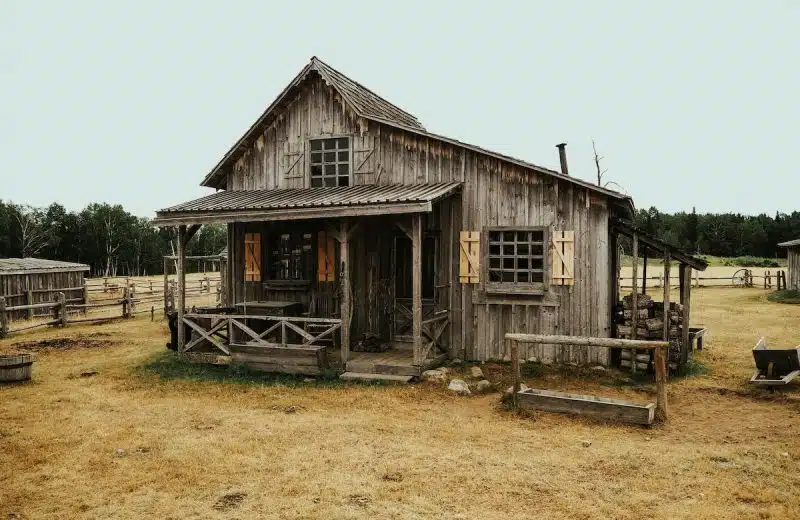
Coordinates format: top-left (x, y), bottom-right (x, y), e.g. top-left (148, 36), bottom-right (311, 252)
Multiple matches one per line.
top-left (151, 305), bottom-right (155, 322)
top-left (0, 296), bottom-right (8, 338)
top-left (82, 281), bottom-right (89, 315)
top-left (58, 292), bottom-right (68, 327)
top-left (103, 277), bottom-right (108, 293)
top-left (129, 284), bottom-right (136, 315)
top-left (204, 275), bottom-right (210, 293)
top-left (122, 287), bottom-right (129, 318)
top-left (26, 290), bottom-right (34, 320)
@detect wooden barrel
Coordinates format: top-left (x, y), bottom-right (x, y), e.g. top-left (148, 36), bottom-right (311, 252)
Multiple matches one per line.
top-left (0, 353), bottom-right (34, 382)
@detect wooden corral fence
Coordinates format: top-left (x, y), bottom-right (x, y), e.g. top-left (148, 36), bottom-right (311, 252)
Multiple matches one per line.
top-left (0, 274), bottom-right (222, 339)
top-left (618, 269), bottom-right (787, 290)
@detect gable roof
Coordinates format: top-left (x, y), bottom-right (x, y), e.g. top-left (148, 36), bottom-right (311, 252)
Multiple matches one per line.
top-left (201, 57), bottom-right (633, 212)
top-left (778, 238), bottom-right (800, 248)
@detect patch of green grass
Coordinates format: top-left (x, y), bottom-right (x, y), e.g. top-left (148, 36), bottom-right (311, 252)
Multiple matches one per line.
top-left (722, 256), bottom-right (783, 268)
top-left (139, 351), bottom-right (350, 387)
top-left (767, 289), bottom-right (800, 305)
top-left (680, 358), bottom-right (711, 378)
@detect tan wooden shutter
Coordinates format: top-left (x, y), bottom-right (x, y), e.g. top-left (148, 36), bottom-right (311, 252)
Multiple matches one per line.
top-left (459, 231), bottom-right (480, 284)
top-left (245, 233), bottom-right (262, 282)
top-left (317, 231), bottom-right (335, 282)
top-left (551, 230), bottom-right (575, 286)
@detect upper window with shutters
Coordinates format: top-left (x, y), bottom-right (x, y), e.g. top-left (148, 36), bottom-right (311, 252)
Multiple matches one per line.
top-left (485, 227), bottom-right (547, 294)
top-left (310, 137), bottom-right (351, 187)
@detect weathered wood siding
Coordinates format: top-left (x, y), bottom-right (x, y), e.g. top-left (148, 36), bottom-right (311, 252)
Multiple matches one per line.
top-left (226, 75), bottom-right (613, 364)
top-left (0, 271), bottom-right (87, 320)
top-left (788, 247), bottom-right (799, 291)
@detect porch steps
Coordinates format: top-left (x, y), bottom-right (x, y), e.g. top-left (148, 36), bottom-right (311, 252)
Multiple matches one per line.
top-left (339, 372), bottom-right (414, 384)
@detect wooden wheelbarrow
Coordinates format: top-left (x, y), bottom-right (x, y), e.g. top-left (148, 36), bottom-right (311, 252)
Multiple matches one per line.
top-left (749, 337), bottom-right (800, 387)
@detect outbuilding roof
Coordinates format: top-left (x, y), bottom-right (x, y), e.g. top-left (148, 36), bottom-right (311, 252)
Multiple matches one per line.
top-left (154, 182), bottom-right (462, 226)
top-left (0, 258), bottom-right (90, 275)
top-left (778, 238), bottom-right (800, 248)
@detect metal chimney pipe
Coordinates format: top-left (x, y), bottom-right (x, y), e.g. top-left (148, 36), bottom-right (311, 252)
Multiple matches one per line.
top-left (556, 143), bottom-right (569, 175)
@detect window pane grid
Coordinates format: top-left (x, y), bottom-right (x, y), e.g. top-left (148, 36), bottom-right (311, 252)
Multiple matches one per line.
top-left (487, 230), bottom-right (545, 284)
top-left (310, 137), bottom-right (350, 187)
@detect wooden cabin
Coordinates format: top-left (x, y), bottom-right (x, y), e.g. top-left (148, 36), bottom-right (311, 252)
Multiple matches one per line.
top-left (778, 239), bottom-right (800, 290)
top-left (154, 57), bottom-right (706, 379)
top-left (0, 258), bottom-right (89, 320)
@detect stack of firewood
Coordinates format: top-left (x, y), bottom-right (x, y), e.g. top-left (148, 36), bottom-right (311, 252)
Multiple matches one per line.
top-left (616, 293), bottom-right (683, 372)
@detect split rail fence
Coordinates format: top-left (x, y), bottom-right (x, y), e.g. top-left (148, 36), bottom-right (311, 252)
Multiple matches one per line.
top-left (619, 269), bottom-right (787, 290)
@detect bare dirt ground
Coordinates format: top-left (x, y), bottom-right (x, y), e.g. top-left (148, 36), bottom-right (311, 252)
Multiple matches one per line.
top-left (1, 288), bottom-right (799, 519)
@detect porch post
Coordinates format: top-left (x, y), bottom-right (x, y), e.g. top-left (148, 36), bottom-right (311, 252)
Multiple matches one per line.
top-left (412, 213), bottom-right (422, 366)
top-left (340, 219), bottom-right (351, 365)
top-left (177, 225), bottom-right (187, 353)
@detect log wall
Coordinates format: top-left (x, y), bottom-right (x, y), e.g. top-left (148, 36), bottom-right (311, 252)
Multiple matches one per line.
top-left (226, 74), bottom-right (614, 364)
top-left (788, 247), bottom-right (799, 291)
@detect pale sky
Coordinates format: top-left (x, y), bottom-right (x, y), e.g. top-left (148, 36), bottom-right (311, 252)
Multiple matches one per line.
top-left (2, 1), bottom-right (798, 218)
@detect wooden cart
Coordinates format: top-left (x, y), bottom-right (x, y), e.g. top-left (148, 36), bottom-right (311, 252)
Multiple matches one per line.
top-left (749, 337), bottom-right (800, 387)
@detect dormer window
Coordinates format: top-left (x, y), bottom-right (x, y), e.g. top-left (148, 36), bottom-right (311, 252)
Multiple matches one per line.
top-left (310, 137), bottom-right (350, 187)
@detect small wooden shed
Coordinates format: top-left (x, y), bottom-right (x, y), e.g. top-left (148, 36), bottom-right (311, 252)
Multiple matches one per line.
top-left (778, 239), bottom-right (800, 290)
top-left (0, 258), bottom-right (90, 320)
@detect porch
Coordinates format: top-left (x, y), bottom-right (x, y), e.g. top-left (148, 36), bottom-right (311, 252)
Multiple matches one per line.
top-left (154, 183), bottom-right (461, 379)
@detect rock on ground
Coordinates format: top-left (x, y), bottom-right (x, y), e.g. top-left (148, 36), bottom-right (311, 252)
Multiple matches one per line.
top-left (475, 380), bottom-right (493, 394)
top-left (469, 366), bottom-right (484, 379)
top-left (504, 383), bottom-right (529, 396)
top-left (422, 369), bottom-right (447, 384)
top-left (447, 379), bottom-right (471, 395)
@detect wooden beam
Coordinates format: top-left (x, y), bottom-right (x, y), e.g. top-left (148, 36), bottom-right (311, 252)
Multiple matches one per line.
top-left (631, 233), bottom-right (639, 373)
top-left (395, 219), bottom-right (413, 241)
top-left (412, 213), bottom-right (422, 365)
top-left (662, 252), bottom-right (671, 342)
top-left (680, 264), bottom-right (692, 374)
top-left (340, 219), bottom-right (351, 364)
top-left (163, 256), bottom-right (170, 316)
top-left (505, 333), bottom-right (669, 350)
top-left (186, 224), bottom-right (201, 242)
top-left (177, 225), bottom-right (187, 353)
top-left (641, 247), bottom-right (648, 295)
top-left (609, 229), bottom-right (620, 339)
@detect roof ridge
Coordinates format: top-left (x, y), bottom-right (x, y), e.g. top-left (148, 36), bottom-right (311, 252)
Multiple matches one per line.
top-left (310, 57), bottom-right (424, 129)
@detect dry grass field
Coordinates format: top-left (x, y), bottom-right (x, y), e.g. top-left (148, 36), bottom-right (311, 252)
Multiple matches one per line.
top-left (1, 288), bottom-right (799, 519)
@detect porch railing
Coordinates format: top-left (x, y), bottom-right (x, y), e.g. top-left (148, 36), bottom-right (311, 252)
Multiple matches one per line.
top-left (181, 313), bottom-right (342, 355)
top-left (417, 311), bottom-right (449, 365)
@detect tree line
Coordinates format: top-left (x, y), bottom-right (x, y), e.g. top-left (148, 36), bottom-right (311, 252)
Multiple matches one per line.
top-left (0, 200), bottom-right (226, 277)
top-left (0, 200), bottom-right (797, 275)
top-left (632, 207), bottom-right (799, 259)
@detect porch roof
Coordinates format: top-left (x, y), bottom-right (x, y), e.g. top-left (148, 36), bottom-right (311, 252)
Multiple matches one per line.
top-left (153, 183), bottom-right (461, 226)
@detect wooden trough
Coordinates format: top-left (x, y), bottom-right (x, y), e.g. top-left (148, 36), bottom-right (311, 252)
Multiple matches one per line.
top-left (506, 333), bottom-right (669, 424)
top-left (516, 388), bottom-right (655, 426)
top-left (749, 337), bottom-right (800, 387)
top-left (0, 353), bottom-right (34, 382)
